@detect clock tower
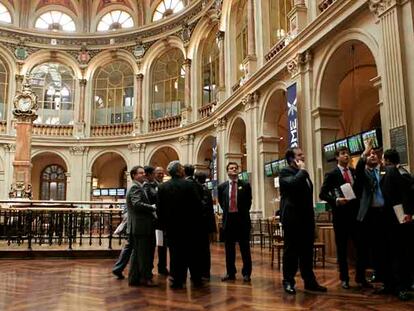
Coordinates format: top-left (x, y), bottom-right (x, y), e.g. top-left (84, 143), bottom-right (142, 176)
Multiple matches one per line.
top-left (9, 76), bottom-right (38, 199)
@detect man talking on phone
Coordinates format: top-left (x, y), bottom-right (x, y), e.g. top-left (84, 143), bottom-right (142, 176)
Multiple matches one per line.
top-left (279, 147), bottom-right (327, 295)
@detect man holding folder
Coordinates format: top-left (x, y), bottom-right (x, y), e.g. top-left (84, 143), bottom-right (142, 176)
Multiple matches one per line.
top-left (320, 146), bottom-right (366, 289)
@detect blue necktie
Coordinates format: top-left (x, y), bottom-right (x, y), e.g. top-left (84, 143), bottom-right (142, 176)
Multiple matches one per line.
top-left (371, 169), bottom-right (384, 207)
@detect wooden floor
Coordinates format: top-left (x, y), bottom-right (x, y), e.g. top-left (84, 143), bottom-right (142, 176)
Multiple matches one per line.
top-left (0, 244), bottom-right (412, 311)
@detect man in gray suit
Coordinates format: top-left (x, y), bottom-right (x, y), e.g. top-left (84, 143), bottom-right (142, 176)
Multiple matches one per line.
top-left (127, 165), bottom-right (157, 287)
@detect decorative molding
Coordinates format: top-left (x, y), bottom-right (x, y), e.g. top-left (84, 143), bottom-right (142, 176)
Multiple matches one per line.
top-left (368, 0), bottom-right (397, 17)
top-left (69, 146), bottom-right (88, 155)
top-left (242, 92), bottom-right (260, 111)
top-left (136, 73), bottom-right (144, 81)
top-left (286, 50), bottom-right (313, 78)
top-left (2, 143), bottom-right (16, 153)
top-left (213, 116), bottom-right (227, 131)
top-left (128, 143), bottom-right (142, 153)
top-left (79, 79), bottom-right (87, 87)
top-left (178, 134), bottom-right (195, 145)
top-left (216, 30), bottom-right (225, 42)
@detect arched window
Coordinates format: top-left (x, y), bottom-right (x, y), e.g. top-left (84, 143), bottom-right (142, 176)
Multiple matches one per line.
top-left (97, 10), bottom-right (134, 31)
top-left (269, 0), bottom-right (292, 46)
top-left (0, 58), bottom-right (8, 120)
top-left (40, 164), bottom-right (66, 200)
top-left (151, 49), bottom-right (185, 119)
top-left (235, 0), bottom-right (248, 80)
top-left (202, 28), bottom-right (220, 106)
top-left (92, 61), bottom-right (134, 125)
top-left (35, 11), bottom-right (76, 32)
top-left (152, 0), bottom-right (185, 22)
top-left (0, 3), bottom-right (11, 24)
top-left (30, 63), bottom-right (75, 125)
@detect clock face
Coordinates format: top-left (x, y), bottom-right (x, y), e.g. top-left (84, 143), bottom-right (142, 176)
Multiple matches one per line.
top-left (18, 97), bottom-right (32, 112)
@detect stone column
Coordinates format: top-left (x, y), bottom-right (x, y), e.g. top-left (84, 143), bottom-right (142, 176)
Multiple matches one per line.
top-left (2, 144), bottom-right (16, 199)
top-left (216, 31), bottom-right (226, 104)
top-left (69, 146), bottom-right (89, 201)
top-left (243, 92), bottom-right (260, 213)
top-left (86, 172), bottom-right (92, 201)
top-left (75, 78), bottom-right (87, 137)
top-left (181, 59), bottom-right (192, 126)
top-left (369, 0), bottom-right (411, 166)
top-left (288, 0), bottom-right (308, 35)
top-left (178, 134), bottom-right (195, 164)
top-left (214, 117), bottom-right (227, 183)
top-left (128, 143), bottom-right (143, 167)
top-left (245, 0), bottom-right (257, 76)
top-left (134, 74), bottom-right (144, 134)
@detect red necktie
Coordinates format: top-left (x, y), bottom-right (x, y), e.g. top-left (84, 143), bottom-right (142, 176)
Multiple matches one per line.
top-left (343, 167), bottom-right (351, 184)
top-left (230, 181), bottom-right (238, 213)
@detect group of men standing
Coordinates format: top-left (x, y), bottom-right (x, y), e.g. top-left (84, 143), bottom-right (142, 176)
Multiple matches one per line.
top-left (279, 141), bottom-right (413, 300)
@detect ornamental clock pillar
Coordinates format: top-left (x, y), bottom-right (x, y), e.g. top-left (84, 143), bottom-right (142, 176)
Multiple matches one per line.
top-left (9, 78), bottom-right (38, 199)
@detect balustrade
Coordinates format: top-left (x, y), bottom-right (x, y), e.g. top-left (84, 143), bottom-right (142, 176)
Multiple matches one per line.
top-left (318, 0), bottom-right (337, 13)
top-left (33, 124), bottom-right (73, 136)
top-left (198, 102), bottom-right (216, 119)
top-left (91, 123), bottom-right (134, 136)
top-left (149, 115), bottom-right (182, 132)
top-left (265, 37), bottom-right (287, 62)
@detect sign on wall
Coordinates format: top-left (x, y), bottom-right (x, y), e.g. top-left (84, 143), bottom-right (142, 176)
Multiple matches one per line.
top-left (390, 125), bottom-right (408, 165)
top-left (287, 83), bottom-right (298, 148)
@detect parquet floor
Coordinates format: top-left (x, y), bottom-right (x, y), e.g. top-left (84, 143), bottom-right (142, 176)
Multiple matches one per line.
top-left (0, 244), bottom-right (413, 311)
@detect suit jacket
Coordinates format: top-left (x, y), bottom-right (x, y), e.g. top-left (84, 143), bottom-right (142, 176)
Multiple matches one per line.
top-left (156, 178), bottom-right (204, 241)
top-left (217, 179), bottom-right (252, 238)
top-left (354, 156), bottom-right (383, 222)
top-left (279, 166), bottom-right (314, 229)
top-left (380, 165), bottom-right (414, 225)
top-left (319, 166), bottom-right (359, 220)
top-left (127, 180), bottom-right (155, 236)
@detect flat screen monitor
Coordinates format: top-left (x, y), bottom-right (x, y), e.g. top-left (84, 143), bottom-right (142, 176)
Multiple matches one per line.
top-left (116, 188), bottom-right (126, 196)
top-left (362, 129), bottom-right (382, 149)
top-left (109, 189), bottom-right (117, 196)
top-left (347, 134), bottom-right (364, 155)
top-left (100, 189), bottom-right (109, 196)
top-left (92, 189), bottom-right (101, 196)
top-left (265, 163), bottom-right (273, 177)
top-left (279, 159), bottom-right (287, 170)
top-left (323, 143), bottom-right (336, 162)
top-left (335, 139), bottom-right (348, 149)
top-left (271, 161), bottom-right (279, 175)
top-left (206, 181), bottom-right (213, 190)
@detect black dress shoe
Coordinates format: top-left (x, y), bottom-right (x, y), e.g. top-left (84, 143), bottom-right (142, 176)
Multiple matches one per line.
top-left (221, 275), bottom-right (236, 282)
top-left (305, 284), bottom-right (328, 292)
top-left (341, 281), bottom-right (350, 289)
top-left (243, 275), bottom-right (251, 283)
top-left (283, 283), bottom-right (296, 295)
top-left (112, 270), bottom-right (125, 280)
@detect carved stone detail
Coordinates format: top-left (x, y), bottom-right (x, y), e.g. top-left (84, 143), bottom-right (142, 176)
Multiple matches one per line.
top-left (242, 92), bottom-right (260, 111)
top-left (3, 143), bottom-right (16, 153)
top-left (178, 134), bottom-right (195, 145)
top-left (69, 146), bottom-right (88, 155)
top-left (287, 50), bottom-right (313, 78)
top-left (128, 143), bottom-right (142, 153)
top-left (368, 0), bottom-right (396, 17)
top-left (213, 116), bottom-right (227, 131)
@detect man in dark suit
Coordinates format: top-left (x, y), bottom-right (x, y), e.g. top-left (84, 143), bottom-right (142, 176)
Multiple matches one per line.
top-left (218, 162), bottom-right (252, 283)
top-left (279, 147), bottom-right (327, 294)
top-left (378, 148), bottom-right (413, 300)
top-left (127, 165), bottom-right (157, 287)
top-left (157, 161), bottom-right (204, 289)
top-left (319, 146), bottom-right (365, 289)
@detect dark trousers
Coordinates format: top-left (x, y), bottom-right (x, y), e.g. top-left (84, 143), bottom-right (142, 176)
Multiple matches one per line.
top-left (282, 225), bottom-right (317, 287)
top-left (332, 214), bottom-right (365, 282)
top-left (112, 240), bottom-right (132, 274)
top-left (169, 239), bottom-right (202, 285)
top-left (224, 238), bottom-right (252, 277)
top-left (200, 233), bottom-right (211, 278)
top-left (128, 234), bottom-right (155, 285)
top-left (157, 245), bottom-right (168, 272)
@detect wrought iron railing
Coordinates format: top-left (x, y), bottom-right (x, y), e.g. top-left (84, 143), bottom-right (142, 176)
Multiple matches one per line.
top-left (0, 200), bottom-right (126, 251)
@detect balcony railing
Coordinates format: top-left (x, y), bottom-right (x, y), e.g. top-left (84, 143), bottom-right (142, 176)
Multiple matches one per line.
top-left (265, 37), bottom-right (287, 62)
top-left (33, 124), bottom-right (73, 136)
top-left (319, 0), bottom-right (337, 13)
top-left (0, 200), bottom-right (126, 251)
top-left (91, 123), bottom-right (134, 136)
top-left (198, 102), bottom-right (216, 119)
top-left (149, 115), bottom-right (182, 131)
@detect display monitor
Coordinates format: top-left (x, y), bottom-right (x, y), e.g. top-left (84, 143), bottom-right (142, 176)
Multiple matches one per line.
top-left (116, 188), bottom-right (126, 196)
top-left (335, 139), bottom-right (348, 149)
top-left (265, 163), bottom-right (273, 177)
top-left (241, 171), bottom-right (249, 182)
top-left (347, 134), bottom-right (364, 155)
top-left (362, 129), bottom-right (382, 149)
top-left (100, 189), bottom-right (109, 196)
top-left (323, 143), bottom-right (336, 162)
top-left (271, 161), bottom-right (279, 175)
top-left (278, 159), bottom-right (288, 171)
top-left (92, 189), bottom-right (101, 196)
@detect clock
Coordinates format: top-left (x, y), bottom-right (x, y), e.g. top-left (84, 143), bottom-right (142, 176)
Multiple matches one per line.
top-left (17, 97), bottom-right (32, 112)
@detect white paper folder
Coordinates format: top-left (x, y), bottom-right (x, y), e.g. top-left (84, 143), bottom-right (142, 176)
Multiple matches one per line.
top-left (340, 183), bottom-right (356, 200)
top-left (393, 204), bottom-right (405, 224)
top-left (156, 229), bottom-right (164, 247)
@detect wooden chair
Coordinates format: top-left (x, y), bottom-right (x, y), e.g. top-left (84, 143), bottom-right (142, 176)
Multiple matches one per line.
top-left (313, 242), bottom-right (326, 268)
top-left (250, 219), bottom-right (264, 248)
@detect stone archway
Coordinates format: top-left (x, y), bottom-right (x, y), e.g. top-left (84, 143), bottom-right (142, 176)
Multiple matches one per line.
top-left (149, 146), bottom-right (179, 172)
top-left (195, 135), bottom-right (216, 178)
top-left (227, 117), bottom-right (247, 172)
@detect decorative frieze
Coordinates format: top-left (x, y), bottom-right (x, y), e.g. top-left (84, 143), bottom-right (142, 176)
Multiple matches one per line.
top-left (69, 146), bottom-right (89, 155)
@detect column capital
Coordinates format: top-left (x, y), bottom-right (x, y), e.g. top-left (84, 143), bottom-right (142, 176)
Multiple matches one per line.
top-left (213, 116), bottom-right (227, 131)
top-left (286, 50), bottom-right (313, 78)
top-left (78, 78), bottom-right (87, 87)
top-left (183, 58), bottom-right (192, 67)
top-left (69, 145), bottom-right (88, 155)
top-left (216, 30), bottom-right (225, 42)
top-left (15, 74), bottom-right (24, 83)
top-left (178, 134), bottom-right (195, 145)
top-left (128, 143), bottom-right (142, 153)
top-left (136, 73), bottom-right (144, 81)
top-left (2, 143), bottom-right (16, 153)
top-left (368, 0), bottom-right (398, 17)
top-left (242, 91), bottom-right (260, 111)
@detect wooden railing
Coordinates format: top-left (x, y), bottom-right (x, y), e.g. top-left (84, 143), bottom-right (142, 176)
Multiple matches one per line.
top-left (33, 124), bottom-right (73, 136)
top-left (265, 37), bottom-right (287, 62)
top-left (149, 115), bottom-right (182, 131)
top-left (0, 120), bottom-right (6, 134)
top-left (91, 123), bottom-right (134, 136)
top-left (198, 102), bottom-right (216, 119)
top-left (0, 200), bottom-right (126, 251)
top-left (319, 0), bottom-right (337, 13)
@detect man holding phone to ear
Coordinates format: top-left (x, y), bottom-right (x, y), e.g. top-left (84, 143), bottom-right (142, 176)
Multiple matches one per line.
top-left (279, 147), bottom-right (327, 295)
